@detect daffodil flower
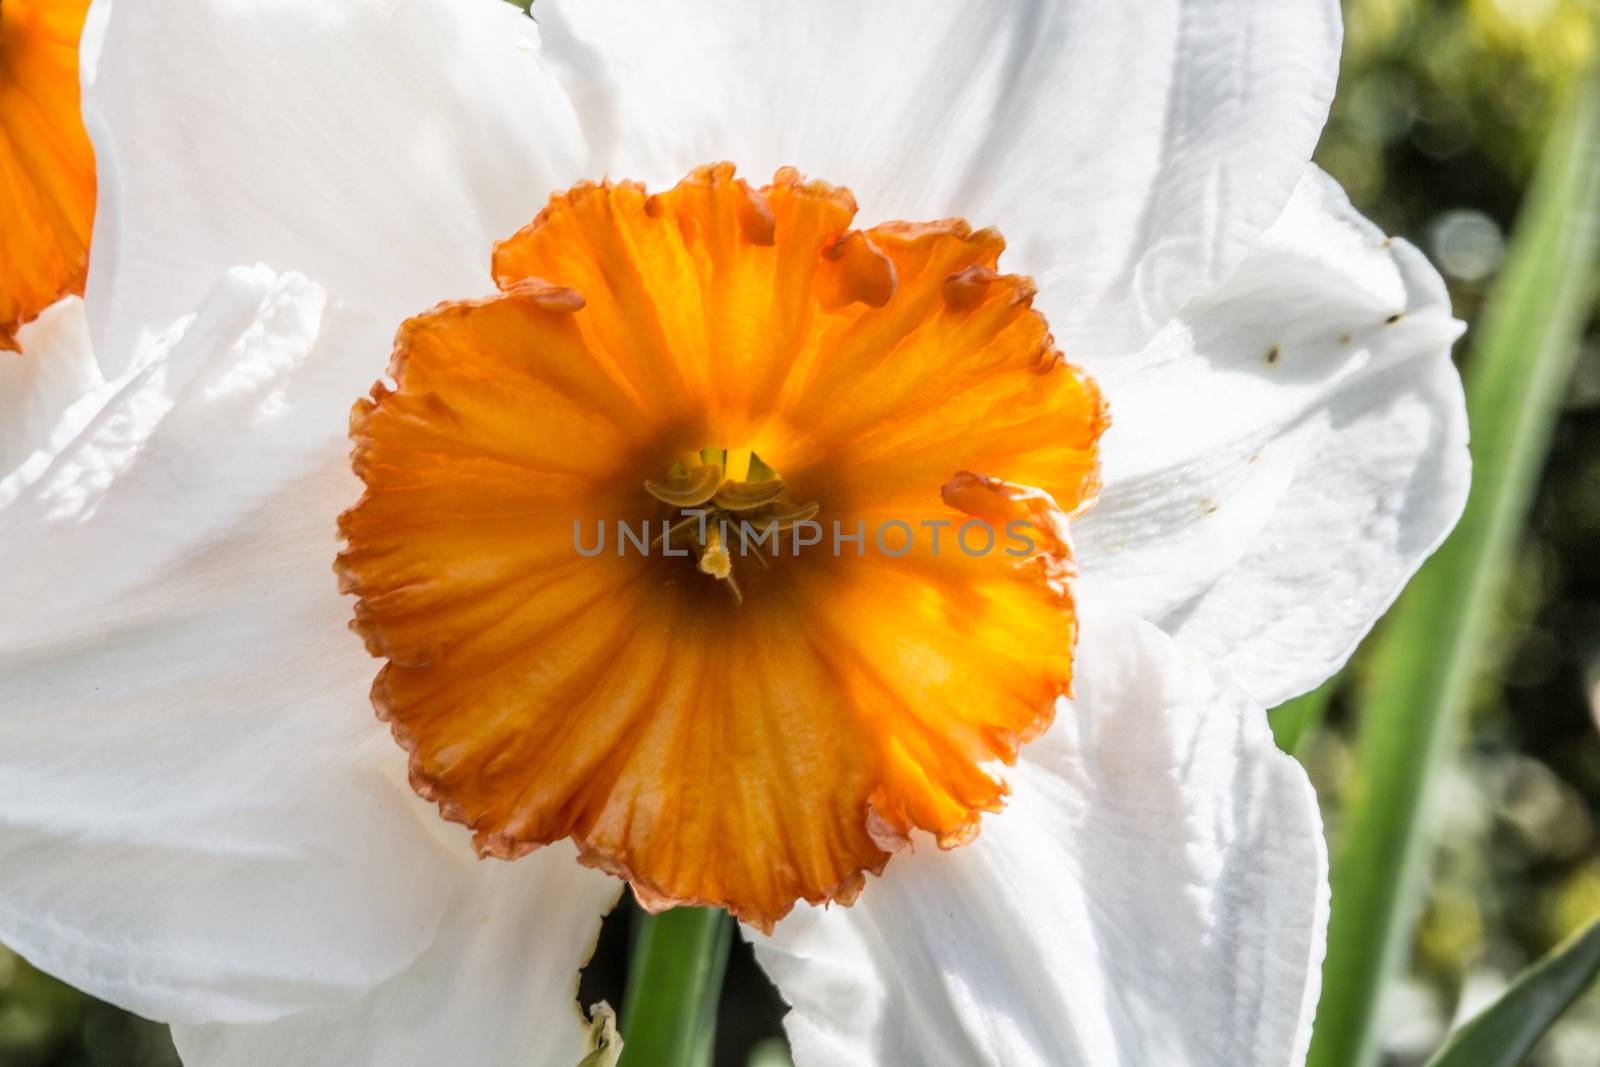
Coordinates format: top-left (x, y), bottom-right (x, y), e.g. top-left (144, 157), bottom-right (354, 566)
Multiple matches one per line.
top-left (0, 0), bottom-right (99, 471)
top-left (0, 0), bottom-right (94, 351)
top-left (0, 2), bottom-right (1470, 1065)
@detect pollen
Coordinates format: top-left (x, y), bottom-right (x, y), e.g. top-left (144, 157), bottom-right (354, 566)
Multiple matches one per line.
top-left (0, 0), bottom-right (96, 352)
top-left (336, 164), bottom-right (1109, 930)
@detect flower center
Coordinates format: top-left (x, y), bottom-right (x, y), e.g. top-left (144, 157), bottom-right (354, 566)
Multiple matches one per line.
top-left (337, 163), bottom-right (1108, 930)
top-left (643, 448), bottom-right (818, 604)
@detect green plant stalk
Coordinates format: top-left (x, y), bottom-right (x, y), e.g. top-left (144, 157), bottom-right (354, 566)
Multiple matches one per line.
top-left (1270, 675), bottom-right (1339, 758)
top-left (618, 906), bottom-right (733, 1067)
top-left (1307, 67), bottom-right (1600, 1067)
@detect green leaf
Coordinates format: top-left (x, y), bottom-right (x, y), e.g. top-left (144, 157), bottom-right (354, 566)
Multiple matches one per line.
top-left (1307, 64), bottom-right (1600, 1067)
top-left (617, 907), bottom-right (732, 1067)
top-left (1423, 915), bottom-right (1600, 1067)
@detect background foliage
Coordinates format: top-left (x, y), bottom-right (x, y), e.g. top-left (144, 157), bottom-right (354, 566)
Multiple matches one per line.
top-left (3, 0), bottom-right (1600, 1064)
top-left (1304, 2), bottom-right (1600, 1064)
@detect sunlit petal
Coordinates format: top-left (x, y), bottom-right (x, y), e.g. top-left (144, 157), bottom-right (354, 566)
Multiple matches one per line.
top-left (1076, 168), bottom-right (1470, 705)
top-left (81, 0), bottom-right (588, 376)
top-left (539, 0), bottom-right (1341, 360)
top-left (172, 853), bottom-right (621, 1067)
top-left (0, 268), bottom-right (458, 1024)
top-left (754, 610), bottom-right (1328, 1067)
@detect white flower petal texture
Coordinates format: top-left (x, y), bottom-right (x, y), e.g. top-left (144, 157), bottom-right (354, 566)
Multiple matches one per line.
top-left (171, 853), bottom-right (622, 1067)
top-left (1075, 168), bottom-right (1470, 706)
top-left (753, 610), bottom-right (1329, 1067)
top-left (82, 0), bottom-right (590, 377)
top-left (539, 0), bottom-right (1342, 362)
top-left (0, 297), bottom-right (101, 486)
top-left (0, 268), bottom-right (458, 1025)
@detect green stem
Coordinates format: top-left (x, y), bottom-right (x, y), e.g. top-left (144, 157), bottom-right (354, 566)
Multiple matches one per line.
top-left (618, 906), bottom-right (733, 1067)
top-left (1269, 675), bottom-right (1339, 759)
top-left (1307, 65), bottom-right (1600, 1067)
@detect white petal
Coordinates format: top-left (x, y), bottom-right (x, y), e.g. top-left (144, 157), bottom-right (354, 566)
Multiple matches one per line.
top-left (752, 610), bottom-right (1328, 1067)
top-left (1074, 168), bottom-right (1471, 706)
top-left (171, 850), bottom-right (622, 1067)
top-left (0, 298), bottom-right (101, 483)
top-left (83, 0), bottom-right (590, 376)
top-left (540, 0), bottom-right (1340, 359)
top-left (0, 268), bottom-right (458, 1025)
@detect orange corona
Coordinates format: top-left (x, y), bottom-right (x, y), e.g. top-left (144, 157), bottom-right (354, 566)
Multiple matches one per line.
top-left (337, 164), bottom-right (1109, 930)
top-left (0, 0), bottom-right (95, 352)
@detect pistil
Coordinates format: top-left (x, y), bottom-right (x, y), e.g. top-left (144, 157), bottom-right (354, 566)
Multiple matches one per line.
top-left (644, 449), bottom-right (818, 602)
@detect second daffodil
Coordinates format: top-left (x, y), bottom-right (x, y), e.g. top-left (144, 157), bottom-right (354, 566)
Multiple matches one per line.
top-left (0, 0), bottom-right (100, 477)
top-left (0, 2), bottom-right (1469, 1066)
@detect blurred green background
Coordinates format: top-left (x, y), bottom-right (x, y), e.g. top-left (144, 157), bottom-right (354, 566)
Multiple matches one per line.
top-left (1301, 1), bottom-right (1600, 1064)
top-left (5, 0), bottom-right (1600, 1064)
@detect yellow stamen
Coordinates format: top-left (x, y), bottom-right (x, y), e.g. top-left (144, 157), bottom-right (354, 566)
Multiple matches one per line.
top-left (647, 449), bottom-right (809, 603)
